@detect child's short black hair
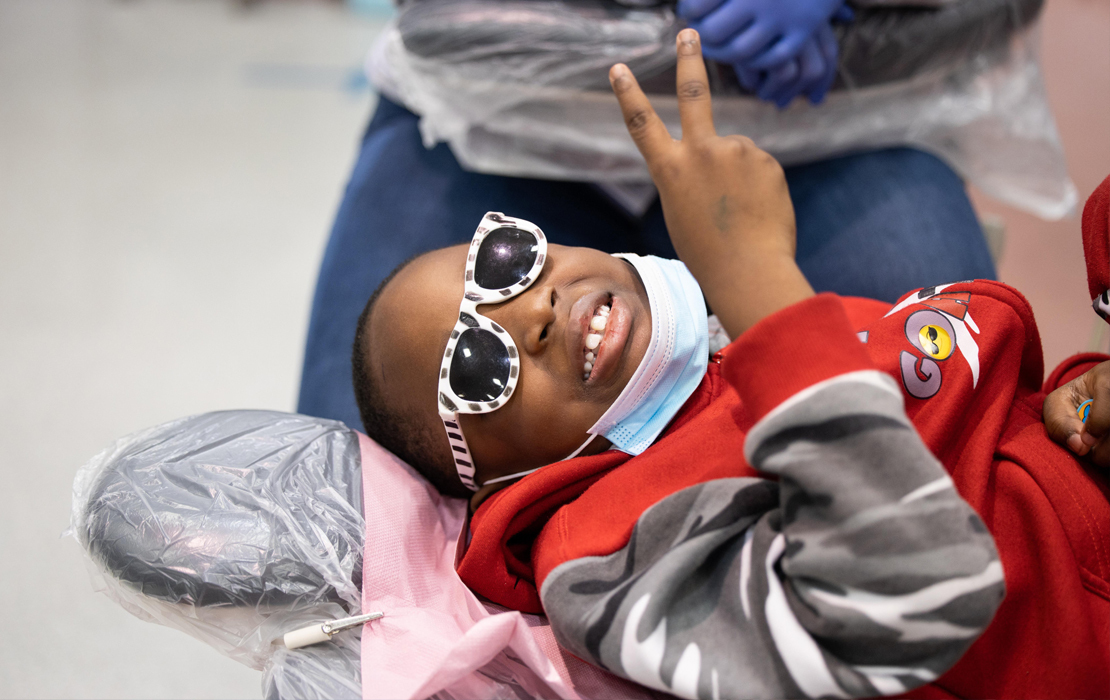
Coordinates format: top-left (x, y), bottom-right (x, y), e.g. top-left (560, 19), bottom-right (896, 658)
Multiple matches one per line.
top-left (351, 255), bottom-right (471, 499)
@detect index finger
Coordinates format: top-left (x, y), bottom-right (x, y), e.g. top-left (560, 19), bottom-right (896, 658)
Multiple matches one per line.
top-left (609, 63), bottom-right (673, 163)
top-left (675, 28), bottom-right (716, 140)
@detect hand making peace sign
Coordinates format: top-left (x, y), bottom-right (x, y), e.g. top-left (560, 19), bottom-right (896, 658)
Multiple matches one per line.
top-left (609, 28), bottom-right (815, 338)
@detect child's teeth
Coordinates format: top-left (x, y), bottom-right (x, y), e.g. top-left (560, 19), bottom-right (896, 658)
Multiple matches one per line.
top-left (583, 304), bottom-right (611, 379)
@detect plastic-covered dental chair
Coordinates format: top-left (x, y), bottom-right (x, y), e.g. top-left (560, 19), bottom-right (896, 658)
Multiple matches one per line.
top-left (72, 411), bottom-right (366, 697)
top-left (71, 410), bottom-right (657, 700)
top-left (80, 411), bottom-right (365, 610)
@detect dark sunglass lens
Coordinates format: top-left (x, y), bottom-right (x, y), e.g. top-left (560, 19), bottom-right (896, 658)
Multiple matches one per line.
top-left (449, 329), bottom-right (511, 402)
top-left (473, 227), bottom-right (538, 290)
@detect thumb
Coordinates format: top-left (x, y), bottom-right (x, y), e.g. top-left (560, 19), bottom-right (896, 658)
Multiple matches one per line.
top-left (1043, 384), bottom-right (1090, 456)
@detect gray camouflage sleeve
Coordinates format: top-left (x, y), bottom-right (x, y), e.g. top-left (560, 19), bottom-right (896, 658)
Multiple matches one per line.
top-left (539, 370), bottom-right (1003, 700)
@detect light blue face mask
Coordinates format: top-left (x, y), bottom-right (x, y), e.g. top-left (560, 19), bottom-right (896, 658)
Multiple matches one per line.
top-left (586, 253), bottom-right (709, 455)
top-left (479, 253), bottom-right (709, 487)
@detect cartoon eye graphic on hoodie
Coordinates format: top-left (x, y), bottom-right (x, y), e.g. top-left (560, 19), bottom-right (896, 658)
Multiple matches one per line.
top-left (884, 285), bottom-right (981, 399)
top-left (919, 324), bottom-right (953, 359)
top-left (906, 310), bottom-right (956, 359)
top-left (900, 310), bottom-right (958, 399)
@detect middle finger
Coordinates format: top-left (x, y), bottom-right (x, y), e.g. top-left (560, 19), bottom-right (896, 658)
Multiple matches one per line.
top-left (675, 29), bottom-right (716, 141)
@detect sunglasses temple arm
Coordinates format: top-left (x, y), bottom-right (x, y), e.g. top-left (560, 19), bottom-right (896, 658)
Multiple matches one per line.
top-left (442, 413), bottom-right (480, 492)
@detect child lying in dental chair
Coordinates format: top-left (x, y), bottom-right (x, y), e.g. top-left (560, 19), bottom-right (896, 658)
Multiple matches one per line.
top-left (352, 30), bottom-right (1110, 700)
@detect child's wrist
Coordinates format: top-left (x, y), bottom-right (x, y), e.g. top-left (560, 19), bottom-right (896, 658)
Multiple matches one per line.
top-left (699, 254), bottom-right (813, 338)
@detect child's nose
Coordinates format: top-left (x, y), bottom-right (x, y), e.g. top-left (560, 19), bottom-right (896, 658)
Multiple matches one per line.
top-left (481, 285), bottom-right (557, 356)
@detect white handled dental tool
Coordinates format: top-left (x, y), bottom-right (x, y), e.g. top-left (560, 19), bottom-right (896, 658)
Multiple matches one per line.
top-left (283, 611), bottom-right (385, 650)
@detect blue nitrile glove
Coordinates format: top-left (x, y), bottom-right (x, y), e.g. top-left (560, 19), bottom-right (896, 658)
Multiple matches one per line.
top-left (679, 0), bottom-right (849, 107)
top-left (678, 0), bottom-right (847, 70)
top-left (756, 21), bottom-right (839, 107)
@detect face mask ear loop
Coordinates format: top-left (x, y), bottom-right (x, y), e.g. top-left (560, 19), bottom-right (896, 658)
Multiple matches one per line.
top-left (479, 467), bottom-right (542, 487)
top-left (561, 433), bottom-right (597, 460)
top-left (476, 433), bottom-right (598, 488)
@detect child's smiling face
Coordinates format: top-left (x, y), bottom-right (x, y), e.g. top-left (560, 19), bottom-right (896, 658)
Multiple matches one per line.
top-left (366, 242), bottom-right (652, 489)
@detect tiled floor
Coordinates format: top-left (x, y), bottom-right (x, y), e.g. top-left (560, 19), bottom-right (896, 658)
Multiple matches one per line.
top-left (0, 0), bottom-right (1106, 698)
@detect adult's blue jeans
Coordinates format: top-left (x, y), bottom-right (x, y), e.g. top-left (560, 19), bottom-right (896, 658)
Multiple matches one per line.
top-left (297, 97), bottom-right (995, 431)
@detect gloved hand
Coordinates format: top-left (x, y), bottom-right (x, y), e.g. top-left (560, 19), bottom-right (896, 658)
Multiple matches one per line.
top-left (678, 0), bottom-right (846, 69)
top-left (678, 0), bottom-right (850, 106)
top-left (734, 21), bottom-right (839, 107)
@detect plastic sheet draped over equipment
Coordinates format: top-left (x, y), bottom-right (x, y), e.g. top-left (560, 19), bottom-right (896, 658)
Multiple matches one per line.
top-left (66, 410), bottom-right (531, 698)
top-left (370, 0), bottom-right (1076, 220)
top-left (70, 410), bottom-right (663, 699)
top-left (69, 411), bottom-right (366, 672)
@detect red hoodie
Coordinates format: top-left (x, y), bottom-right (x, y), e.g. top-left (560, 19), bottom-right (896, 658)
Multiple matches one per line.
top-left (458, 180), bottom-right (1110, 699)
